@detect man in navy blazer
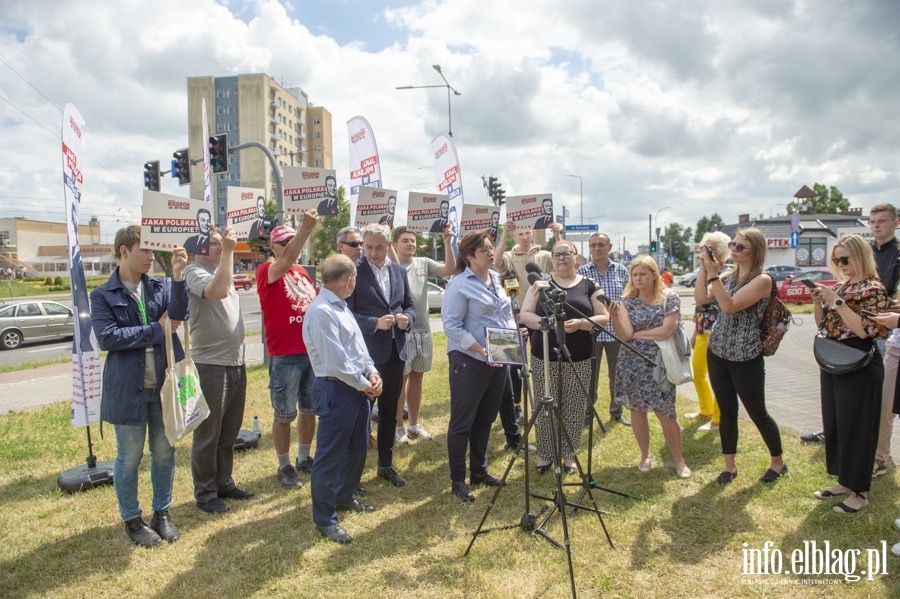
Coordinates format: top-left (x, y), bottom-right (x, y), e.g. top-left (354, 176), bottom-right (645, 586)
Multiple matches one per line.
top-left (347, 223), bottom-right (416, 487)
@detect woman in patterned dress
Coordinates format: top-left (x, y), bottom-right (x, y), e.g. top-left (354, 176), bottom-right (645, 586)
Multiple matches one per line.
top-left (613, 256), bottom-right (690, 478)
top-left (520, 240), bottom-right (611, 474)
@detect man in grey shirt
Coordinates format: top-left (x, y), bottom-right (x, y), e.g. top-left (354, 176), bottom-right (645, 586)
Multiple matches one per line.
top-left (184, 226), bottom-right (252, 514)
top-left (390, 225), bottom-right (455, 443)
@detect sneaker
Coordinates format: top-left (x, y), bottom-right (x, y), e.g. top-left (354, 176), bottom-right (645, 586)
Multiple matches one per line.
top-left (800, 430), bottom-right (825, 443)
top-left (452, 480), bottom-right (474, 502)
top-left (295, 456), bottom-right (314, 474)
top-left (698, 421), bottom-right (719, 432)
top-left (395, 427), bottom-right (410, 445)
top-left (278, 464), bottom-right (303, 488)
top-left (407, 424), bottom-right (433, 440)
top-left (893, 541), bottom-right (900, 557)
top-left (684, 412), bottom-right (704, 419)
top-left (873, 456), bottom-right (893, 477)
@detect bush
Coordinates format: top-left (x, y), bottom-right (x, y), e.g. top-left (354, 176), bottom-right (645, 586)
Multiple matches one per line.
top-left (43, 277), bottom-right (54, 286)
top-left (53, 276), bottom-right (64, 286)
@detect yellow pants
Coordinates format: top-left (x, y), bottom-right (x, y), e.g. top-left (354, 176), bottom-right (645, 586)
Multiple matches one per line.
top-left (692, 333), bottom-right (719, 424)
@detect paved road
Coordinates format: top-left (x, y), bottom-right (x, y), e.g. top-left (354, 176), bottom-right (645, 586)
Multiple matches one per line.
top-left (3, 314), bottom-right (899, 453)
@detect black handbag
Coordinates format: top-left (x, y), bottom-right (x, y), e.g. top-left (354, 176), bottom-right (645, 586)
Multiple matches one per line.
top-left (813, 336), bottom-right (876, 375)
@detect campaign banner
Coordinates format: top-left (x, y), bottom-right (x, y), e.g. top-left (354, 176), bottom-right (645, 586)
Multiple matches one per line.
top-left (227, 186), bottom-right (267, 239)
top-left (460, 204), bottom-right (503, 241)
top-left (406, 192), bottom-right (450, 234)
top-left (506, 193), bottom-right (555, 230)
top-left (283, 166), bottom-right (338, 216)
top-left (347, 116), bottom-right (382, 226)
top-left (355, 186), bottom-right (398, 227)
top-left (431, 133), bottom-right (465, 255)
top-left (61, 103), bottom-right (101, 427)
top-left (140, 190), bottom-right (215, 255)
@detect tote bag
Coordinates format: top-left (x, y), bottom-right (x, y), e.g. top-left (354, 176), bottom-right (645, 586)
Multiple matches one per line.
top-left (161, 317), bottom-right (209, 446)
top-left (655, 322), bottom-right (694, 386)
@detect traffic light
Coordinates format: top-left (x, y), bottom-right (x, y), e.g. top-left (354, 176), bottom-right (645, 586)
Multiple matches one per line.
top-left (487, 176), bottom-right (506, 206)
top-left (143, 160), bottom-right (160, 191)
top-left (650, 240), bottom-right (658, 253)
top-left (172, 148), bottom-right (191, 186)
top-left (208, 133), bottom-right (229, 174)
top-left (495, 189), bottom-right (506, 206)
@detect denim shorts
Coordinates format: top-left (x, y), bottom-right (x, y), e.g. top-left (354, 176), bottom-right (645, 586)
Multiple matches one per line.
top-left (269, 353), bottom-right (315, 422)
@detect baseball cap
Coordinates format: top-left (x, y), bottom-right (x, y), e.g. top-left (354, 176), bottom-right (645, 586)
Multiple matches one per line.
top-left (270, 225), bottom-right (296, 243)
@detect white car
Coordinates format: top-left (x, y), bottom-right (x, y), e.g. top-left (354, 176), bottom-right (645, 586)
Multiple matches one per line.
top-left (677, 269), bottom-right (700, 287)
top-left (426, 282), bottom-right (444, 313)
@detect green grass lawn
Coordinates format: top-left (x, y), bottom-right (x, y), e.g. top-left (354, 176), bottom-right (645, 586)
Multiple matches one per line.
top-left (0, 334), bottom-right (898, 598)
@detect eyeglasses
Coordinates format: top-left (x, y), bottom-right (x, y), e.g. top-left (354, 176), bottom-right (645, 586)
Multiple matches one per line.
top-left (832, 256), bottom-right (851, 266)
top-left (552, 251), bottom-right (575, 260)
top-left (274, 238), bottom-right (294, 247)
top-left (475, 247), bottom-right (494, 255)
top-left (340, 240), bottom-right (363, 248)
top-left (728, 241), bottom-right (748, 253)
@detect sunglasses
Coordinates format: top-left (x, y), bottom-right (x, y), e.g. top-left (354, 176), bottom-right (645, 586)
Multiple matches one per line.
top-left (274, 238), bottom-right (294, 247)
top-left (341, 240), bottom-right (363, 248)
top-left (727, 241), bottom-right (748, 253)
top-left (832, 256), bottom-right (851, 266)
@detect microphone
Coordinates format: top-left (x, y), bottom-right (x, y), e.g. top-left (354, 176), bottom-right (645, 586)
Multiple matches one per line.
top-left (526, 272), bottom-right (543, 287)
top-left (503, 277), bottom-right (520, 297)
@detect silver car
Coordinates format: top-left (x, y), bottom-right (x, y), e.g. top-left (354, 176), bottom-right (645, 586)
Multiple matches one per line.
top-left (0, 300), bottom-right (74, 350)
top-left (426, 282), bottom-right (444, 313)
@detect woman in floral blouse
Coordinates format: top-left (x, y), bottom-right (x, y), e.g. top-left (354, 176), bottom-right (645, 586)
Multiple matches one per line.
top-left (810, 234), bottom-right (889, 514)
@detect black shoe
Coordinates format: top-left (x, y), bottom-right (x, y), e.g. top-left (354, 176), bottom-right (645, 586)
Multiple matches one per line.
top-left (278, 464), bottom-right (303, 488)
top-left (355, 485), bottom-right (367, 497)
top-left (716, 469), bottom-right (738, 485)
top-left (149, 510), bottom-right (180, 543)
top-left (452, 480), bottom-right (474, 502)
top-left (614, 414), bottom-right (632, 426)
top-left (378, 467), bottom-right (407, 487)
top-left (197, 497), bottom-right (230, 513)
top-left (759, 464), bottom-right (789, 483)
top-left (337, 498), bottom-right (376, 513)
top-left (801, 430), bottom-right (825, 443)
top-left (124, 517), bottom-right (163, 547)
top-left (218, 487), bottom-right (254, 500)
top-left (295, 456), bottom-right (314, 474)
top-left (470, 472), bottom-right (504, 487)
top-left (316, 523), bottom-right (352, 544)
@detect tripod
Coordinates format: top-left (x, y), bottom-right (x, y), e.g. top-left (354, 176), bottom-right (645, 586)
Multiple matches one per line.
top-left (465, 288), bottom-right (614, 599)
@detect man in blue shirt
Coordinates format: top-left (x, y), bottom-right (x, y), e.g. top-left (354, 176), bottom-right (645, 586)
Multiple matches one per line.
top-left (304, 254), bottom-right (382, 544)
top-left (577, 232), bottom-right (631, 426)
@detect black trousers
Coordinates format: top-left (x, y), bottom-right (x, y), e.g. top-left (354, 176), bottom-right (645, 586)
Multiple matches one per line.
top-left (375, 345), bottom-right (405, 470)
top-left (707, 351), bottom-right (783, 457)
top-left (821, 356), bottom-right (883, 493)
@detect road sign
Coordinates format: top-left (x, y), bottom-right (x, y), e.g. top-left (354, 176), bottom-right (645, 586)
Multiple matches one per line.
top-left (790, 230), bottom-right (800, 247)
top-left (565, 224), bottom-right (598, 232)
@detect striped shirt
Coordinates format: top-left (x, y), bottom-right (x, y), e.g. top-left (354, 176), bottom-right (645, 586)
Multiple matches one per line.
top-left (577, 259), bottom-right (629, 342)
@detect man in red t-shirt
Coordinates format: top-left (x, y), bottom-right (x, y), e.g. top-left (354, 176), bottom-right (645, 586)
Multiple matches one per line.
top-left (256, 210), bottom-right (319, 488)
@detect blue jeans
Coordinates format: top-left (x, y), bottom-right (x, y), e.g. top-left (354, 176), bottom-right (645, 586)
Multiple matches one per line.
top-left (269, 353), bottom-right (315, 422)
top-left (113, 388), bottom-right (175, 521)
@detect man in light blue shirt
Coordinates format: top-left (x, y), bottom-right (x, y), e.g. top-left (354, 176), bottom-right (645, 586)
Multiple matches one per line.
top-left (303, 254), bottom-right (382, 544)
top-left (577, 232), bottom-right (630, 426)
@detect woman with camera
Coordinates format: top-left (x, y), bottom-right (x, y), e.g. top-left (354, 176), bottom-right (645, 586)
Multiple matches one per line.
top-left (519, 241), bottom-right (610, 474)
top-left (441, 230), bottom-right (517, 502)
top-left (696, 228), bottom-right (786, 485)
top-left (810, 235), bottom-right (889, 513)
top-left (613, 256), bottom-right (690, 478)
top-left (685, 231), bottom-right (731, 432)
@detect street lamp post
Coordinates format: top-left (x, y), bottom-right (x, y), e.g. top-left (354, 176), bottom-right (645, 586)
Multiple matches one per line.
top-left (566, 174), bottom-right (583, 255)
top-left (653, 206), bottom-right (671, 267)
top-left (396, 64), bottom-right (461, 137)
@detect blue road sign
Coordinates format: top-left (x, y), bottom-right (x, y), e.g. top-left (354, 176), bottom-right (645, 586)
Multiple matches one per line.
top-left (565, 224), bottom-right (599, 232)
top-left (790, 230), bottom-right (800, 247)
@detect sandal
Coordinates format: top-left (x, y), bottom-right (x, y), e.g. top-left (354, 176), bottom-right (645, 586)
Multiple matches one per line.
top-left (759, 464), bottom-right (789, 483)
top-left (563, 461), bottom-right (577, 475)
top-left (536, 461), bottom-right (551, 475)
top-left (716, 469), bottom-right (738, 485)
top-left (637, 458), bottom-right (652, 472)
top-left (675, 465), bottom-right (692, 479)
top-left (833, 493), bottom-right (868, 514)
top-left (813, 488), bottom-right (849, 500)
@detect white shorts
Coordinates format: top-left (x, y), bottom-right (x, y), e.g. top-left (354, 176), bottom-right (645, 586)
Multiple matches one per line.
top-left (404, 331), bottom-right (434, 375)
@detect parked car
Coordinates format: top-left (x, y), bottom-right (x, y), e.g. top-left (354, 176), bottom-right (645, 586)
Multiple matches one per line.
top-left (765, 265), bottom-right (805, 282)
top-left (233, 274), bottom-right (254, 290)
top-left (0, 300), bottom-right (74, 350)
top-left (777, 269), bottom-right (838, 303)
top-left (426, 281), bottom-right (445, 313)
top-left (677, 269), bottom-right (700, 287)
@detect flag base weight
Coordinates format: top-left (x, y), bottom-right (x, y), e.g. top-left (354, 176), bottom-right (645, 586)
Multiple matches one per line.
top-left (233, 429), bottom-right (260, 451)
top-left (58, 459), bottom-right (115, 494)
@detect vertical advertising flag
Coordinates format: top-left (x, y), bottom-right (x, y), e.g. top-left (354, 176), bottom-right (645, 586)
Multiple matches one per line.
top-left (202, 98), bottom-right (211, 203)
top-left (61, 103), bottom-right (101, 426)
top-left (347, 116), bottom-right (382, 226)
top-left (431, 133), bottom-right (464, 256)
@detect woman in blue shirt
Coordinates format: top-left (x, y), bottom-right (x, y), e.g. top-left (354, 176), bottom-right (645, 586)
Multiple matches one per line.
top-left (442, 230), bottom-right (516, 502)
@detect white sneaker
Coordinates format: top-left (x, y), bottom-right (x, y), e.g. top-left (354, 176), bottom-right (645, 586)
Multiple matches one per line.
top-left (407, 424), bottom-right (433, 440)
top-left (893, 541), bottom-right (900, 557)
top-left (684, 412), bottom-right (706, 420)
top-left (894, 518), bottom-right (900, 531)
top-left (394, 426), bottom-right (409, 445)
top-left (698, 422), bottom-right (719, 432)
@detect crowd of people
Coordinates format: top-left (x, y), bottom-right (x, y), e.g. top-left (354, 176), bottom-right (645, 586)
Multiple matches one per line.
top-left (90, 205), bottom-right (900, 553)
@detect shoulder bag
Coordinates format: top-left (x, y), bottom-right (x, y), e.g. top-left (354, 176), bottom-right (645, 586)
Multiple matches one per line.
top-left (813, 336), bottom-right (876, 375)
top-left (760, 276), bottom-right (791, 356)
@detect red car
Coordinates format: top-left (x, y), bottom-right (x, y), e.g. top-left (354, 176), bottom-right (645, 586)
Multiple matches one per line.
top-left (777, 269), bottom-right (838, 303)
top-left (233, 274), bottom-right (254, 290)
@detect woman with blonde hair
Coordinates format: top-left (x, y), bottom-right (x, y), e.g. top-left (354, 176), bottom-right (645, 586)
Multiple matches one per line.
top-left (520, 240), bottom-right (610, 474)
top-left (613, 255), bottom-right (690, 478)
top-left (696, 227), bottom-right (786, 484)
top-left (811, 235), bottom-right (889, 513)
top-left (685, 231), bottom-right (731, 432)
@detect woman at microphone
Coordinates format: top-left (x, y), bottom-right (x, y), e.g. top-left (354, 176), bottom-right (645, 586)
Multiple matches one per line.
top-left (519, 241), bottom-right (610, 474)
top-left (442, 230), bottom-right (517, 502)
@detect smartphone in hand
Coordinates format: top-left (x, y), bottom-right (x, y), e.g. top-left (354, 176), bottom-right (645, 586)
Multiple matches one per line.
top-left (800, 279), bottom-right (817, 289)
top-left (704, 244), bottom-right (715, 262)
top-left (860, 309), bottom-right (879, 317)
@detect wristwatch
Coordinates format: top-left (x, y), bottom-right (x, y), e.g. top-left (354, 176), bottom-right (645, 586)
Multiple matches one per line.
top-left (832, 298), bottom-right (845, 309)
